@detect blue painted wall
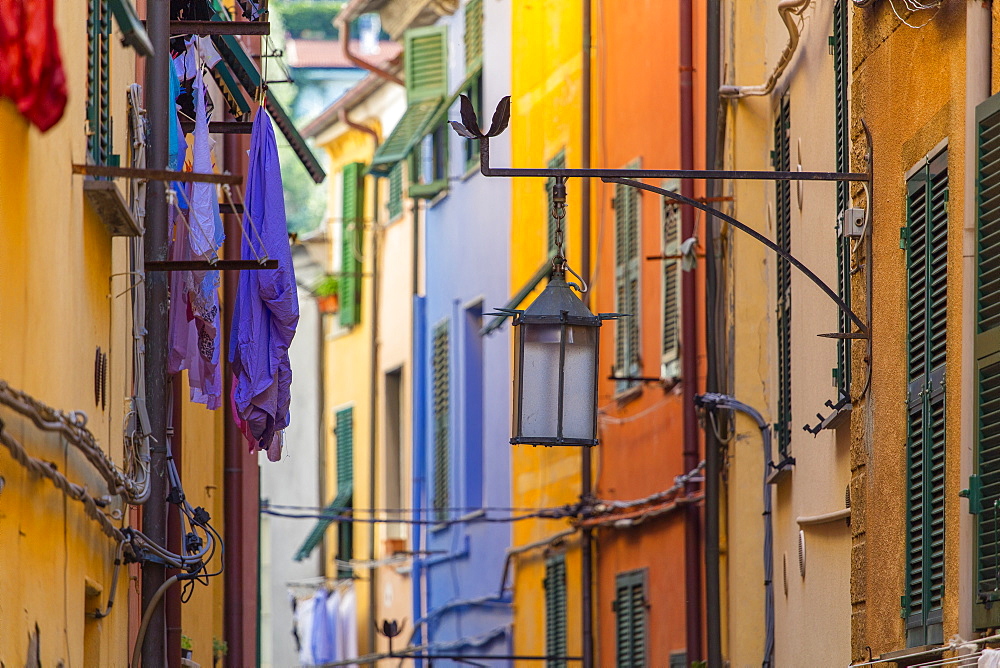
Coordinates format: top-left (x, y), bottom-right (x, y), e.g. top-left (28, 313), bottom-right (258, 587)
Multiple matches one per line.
top-left (411, 0), bottom-right (514, 663)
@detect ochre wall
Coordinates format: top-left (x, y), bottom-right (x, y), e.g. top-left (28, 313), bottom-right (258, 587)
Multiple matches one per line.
top-left (850, 0), bottom-right (969, 659)
top-left (0, 1), bottom-right (136, 662)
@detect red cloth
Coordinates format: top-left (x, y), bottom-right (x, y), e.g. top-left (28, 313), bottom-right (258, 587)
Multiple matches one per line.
top-left (0, 0), bottom-right (67, 132)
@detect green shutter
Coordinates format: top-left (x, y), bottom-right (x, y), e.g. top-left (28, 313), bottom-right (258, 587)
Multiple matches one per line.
top-left (405, 26), bottom-right (448, 103)
top-left (904, 147), bottom-right (948, 645)
top-left (464, 0), bottom-right (484, 73)
top-left (336, 407), bottom-right (354, 490)
top-left (614, 162), bottom-right (641, 392)
top-left (292, 407), bottom-right (355, 562)
top-left (546, 151), bottom-right (567, 255)
top-left (974, 93), bottom-right (1000, 628)
top-left (432, 321), bottom-right (450, 521)
top-left (388, 161), bottom-right (404, 219)
top-left (833, 0), bottom-right (852, 395)
top-left (88, 0), bottom-right (112, 165)
top-left (774, 96), bottom-right (792, 459)
top-left (369, 99), bottom-right (442, 175)
top-left (614, 570), bottom-right (647, 668)
top-left (544, 556), bottom-right (567, 668)
top-left (662, 196), bottom-right (681, 370)
top-left (340, 162), bottom-right (364, 327)
top-left (335, 407), bottom-right (354, 577)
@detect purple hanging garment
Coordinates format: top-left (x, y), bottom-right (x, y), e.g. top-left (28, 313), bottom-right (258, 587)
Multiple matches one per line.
top-left (229, 108), bottom-right (298, 461)
top-left (166, 69), bottom-right (224, 410)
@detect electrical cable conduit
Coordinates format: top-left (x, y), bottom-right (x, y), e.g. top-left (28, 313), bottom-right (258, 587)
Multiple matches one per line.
top-left (720, 0), bottom-right (812, 98)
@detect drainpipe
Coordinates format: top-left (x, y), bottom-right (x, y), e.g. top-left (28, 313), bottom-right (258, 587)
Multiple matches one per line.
top-left (339, 109), bottom-right (380, 146)
top-left (719, 0), bottom-right (811, 98)
top-left (580, 2), bottom-right (594, 666)
top-left (368, 171), bottom-right (381, 661)
top-left (335, 15), bottom-right (404, 87)
top-left (224, 115), bottom-right (249, 668)
top-left (141, 0), bottom-right (170, 665)
top-left (704, 0), bottom-right (723, 664)
top-left (680, 0), bottom-right (703, 663)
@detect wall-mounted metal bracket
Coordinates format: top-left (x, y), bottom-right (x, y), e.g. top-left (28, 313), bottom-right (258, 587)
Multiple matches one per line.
top-left (450, 95), bottom-right (874, 347)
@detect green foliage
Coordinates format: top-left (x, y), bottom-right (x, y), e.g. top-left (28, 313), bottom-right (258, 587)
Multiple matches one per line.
top-left (212, 637), bottom-right (228, 657)
top-left (181, 635), bottom-right (193, 651)
top-left (272, 1), bottom-right (344, 40)
top-left (313, 274), bottom-right (340, 297)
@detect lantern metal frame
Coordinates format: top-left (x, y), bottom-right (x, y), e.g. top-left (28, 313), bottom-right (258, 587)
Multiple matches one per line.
top-left (504, 267), bottom-right (618, 447)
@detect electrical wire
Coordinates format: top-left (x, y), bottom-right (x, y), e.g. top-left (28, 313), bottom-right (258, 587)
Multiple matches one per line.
top-left (260, 508), bottom-right (574, 525)
top-left (887, 0), bottom-right (941, 28)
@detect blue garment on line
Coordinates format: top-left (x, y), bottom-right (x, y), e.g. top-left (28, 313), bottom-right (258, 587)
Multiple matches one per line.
top-left (228, 108), bottom-right (298, 461)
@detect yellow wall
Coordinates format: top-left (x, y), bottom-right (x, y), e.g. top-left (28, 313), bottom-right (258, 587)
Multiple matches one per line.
top-left (319, 126), bottom-right (381, 657)
top-left (510, 0), bottom-right (587, 661)
top-left (723, 1), bottom-right (854, 665)
top-left (0, 2), bottom-right (137, 664)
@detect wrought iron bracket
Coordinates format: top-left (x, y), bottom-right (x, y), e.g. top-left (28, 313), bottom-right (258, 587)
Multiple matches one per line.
top-left (450, 95), bottom-right (874, 347)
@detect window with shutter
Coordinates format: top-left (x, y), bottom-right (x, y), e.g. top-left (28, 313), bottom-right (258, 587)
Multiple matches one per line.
top-left (335, 407), bottom-right (354, 578)
top-left (833, 0), bottom-right (851, 397)
top-left (340, 162), bottom-right (365, 327)
top-left (388, 161), bottom-right (404, 220)
top-left (464, 0), bottom-right (483, 72)
top-left (974, 93), bottom-right (1000, 629)
top-left (369, 25), bottom-right (448, 175)
top-left (432, 321), bottom-right (450, 521)
top-left (614, 569), bottom-right (648, 667)
top-left (405, 26), bottom-right (448, 103)
top-left (462, 0), bottom-right (484, 170)
top-left (614, 161), bottom-right (642, 393)
top-left (546, 151), bottom-right (567, 255)
top-left (88, 0), bottom-right (112, 165)
top-left (662, 189), bottom-right (681, 379)
top-left (773, 96), bottom-right (792, 460)
top-left (544, 555), bottom-right (567, 668)
top-left (903, 146), bottom-right (948, 646)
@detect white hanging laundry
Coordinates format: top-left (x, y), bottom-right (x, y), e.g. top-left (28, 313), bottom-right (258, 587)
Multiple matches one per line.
top-left (327, 587), bottom-right (343, 662)
top-left (339, 584), bottom-right (358, 668)
top-left (293, 595), bottom-right (316, 667)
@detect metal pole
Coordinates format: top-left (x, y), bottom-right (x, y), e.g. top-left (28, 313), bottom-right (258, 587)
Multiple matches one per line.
top-left (223, 130), bottom-right (246, 668)
top-left (680, 0), bottom-right (703, 663)
top-left (141, 0), bottom-right (170, 665)
top-left (581, 451), bottom-right (594, 668)
top-left (704, 0), bottom-right (723, 664)
top-left (580, 2), bottom-right (595, 668)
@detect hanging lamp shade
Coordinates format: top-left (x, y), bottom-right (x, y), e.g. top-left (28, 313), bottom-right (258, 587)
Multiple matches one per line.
top-left (510, 268), bottom-right (603, 447)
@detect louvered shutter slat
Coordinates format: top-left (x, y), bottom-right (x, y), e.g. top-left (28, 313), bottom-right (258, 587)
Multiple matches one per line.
top-left (340, 162), bottom-right (364, 327)
top-left (774, 95), bottom-right (793, 458)
top-left (464, 0), bottom-right (483, 73)
top-left (405, 27), bottom-right (448, 103)
top-left (432, 323), bottom-right (450, 520)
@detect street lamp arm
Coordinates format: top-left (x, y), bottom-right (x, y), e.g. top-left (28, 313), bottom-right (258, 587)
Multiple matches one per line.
top-left (604, 177), bottom-right (867, 336)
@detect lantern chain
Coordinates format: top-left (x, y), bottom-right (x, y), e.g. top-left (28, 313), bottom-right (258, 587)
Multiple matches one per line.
top-left (551, 176), bottom-right (567, 271)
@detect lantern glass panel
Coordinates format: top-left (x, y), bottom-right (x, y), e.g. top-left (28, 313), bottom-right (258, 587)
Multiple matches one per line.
top-left (518, 322), bottom-right (598, 442)
top-left (561, 325), bottom-right (597, 439)
top-left (519, 323), bottom-right (562, 439)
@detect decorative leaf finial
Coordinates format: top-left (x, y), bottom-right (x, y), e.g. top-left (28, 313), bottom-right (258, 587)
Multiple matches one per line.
top-left (450, 95), bottom-right (511, 139)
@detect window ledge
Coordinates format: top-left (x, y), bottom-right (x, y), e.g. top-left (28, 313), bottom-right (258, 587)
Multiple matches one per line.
top-left (409, 180), bottom-right (448, 200)
top-left (613, 384), bottom-right (643, 407)
top-left (83, 179), bottom-right (143, 236)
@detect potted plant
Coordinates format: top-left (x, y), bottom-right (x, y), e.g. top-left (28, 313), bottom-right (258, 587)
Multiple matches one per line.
top-left (313, 274), bottom-right (340, 314)
top-left (181, 635), bottom-right (193, 661)
top-left (212, 637), bottom-right (228, 668)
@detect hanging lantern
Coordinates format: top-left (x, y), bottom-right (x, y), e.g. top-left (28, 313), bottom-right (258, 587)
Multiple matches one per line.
top-left (510, 267), bottom-right (605, 447)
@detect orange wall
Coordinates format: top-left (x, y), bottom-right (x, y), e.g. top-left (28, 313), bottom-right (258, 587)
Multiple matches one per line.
top-left (592, 0), bottom-right (708, 661)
